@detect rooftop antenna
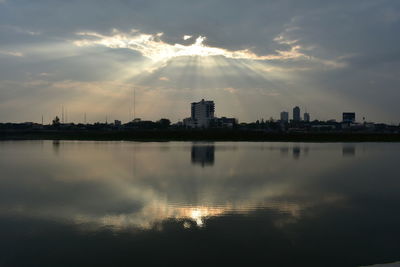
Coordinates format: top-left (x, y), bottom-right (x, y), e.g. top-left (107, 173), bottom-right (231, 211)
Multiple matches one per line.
top-left (133, 87), bottom-right (136, 120)
top-left (129, 101), bottom-right (132, 122)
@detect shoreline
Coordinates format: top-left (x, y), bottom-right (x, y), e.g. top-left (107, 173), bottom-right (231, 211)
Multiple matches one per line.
top-left (1, 130), bottom-right (400, 142)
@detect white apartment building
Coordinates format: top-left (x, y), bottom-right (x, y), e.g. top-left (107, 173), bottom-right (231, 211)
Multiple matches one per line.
top-left (184, 99), bottom-right (215, 128)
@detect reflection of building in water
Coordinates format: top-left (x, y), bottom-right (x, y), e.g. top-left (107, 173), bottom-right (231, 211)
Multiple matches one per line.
top-left (291, 146), bottom-right (310, 159)
top-left (303, 147), bottom-right (309, 156)
top-left (191, 144), bottom-right (215, 167)
top-left (292, 146), bottom-right (301, 159)
top-left (280, 147), bottom-right (289, 156)
top-left (52, 140), bottom-right (60, 155)
top-left (342, 145), bottom-right (356, 157)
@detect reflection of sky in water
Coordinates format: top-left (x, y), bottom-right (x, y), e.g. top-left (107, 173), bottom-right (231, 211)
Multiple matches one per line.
top-left (0, 141), bottom-right (396, 229)
top-left (0, 141), bottom-right (400, 266)
top-left (0, 141), bottom-right (359, 229)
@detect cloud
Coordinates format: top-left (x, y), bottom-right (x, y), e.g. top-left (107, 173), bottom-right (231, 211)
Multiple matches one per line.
top-left (223, 87), bottom-right (237, 94)
top-left (159, 76), bottom-right (169, 81)
top-left (39, 72), bottom-right (52, 77)
top-left (73, 29), bottom-right (308, 62)
top-left (0, 50), bottom-right (23, 57)
top-left (0, 25), bottom-right (40, 36)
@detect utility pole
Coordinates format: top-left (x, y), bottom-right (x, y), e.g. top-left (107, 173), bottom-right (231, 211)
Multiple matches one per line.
top-left (62, 105), bottom-right (64, 123)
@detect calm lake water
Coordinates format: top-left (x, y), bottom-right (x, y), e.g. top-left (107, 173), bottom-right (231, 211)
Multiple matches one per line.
top-left (0, 141), bottom-right (399, 267)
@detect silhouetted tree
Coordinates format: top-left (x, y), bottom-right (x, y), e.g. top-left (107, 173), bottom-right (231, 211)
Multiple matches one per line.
top-left (157, 118), bottom-right (171, 128)
top-left (52, 116), bottom-right (60, 126)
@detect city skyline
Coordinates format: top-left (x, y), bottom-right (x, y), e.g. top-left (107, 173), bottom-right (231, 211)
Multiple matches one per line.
top-left (0, 100), bottom-right (387, 125)
top-left (1, 1), bottom-right (400, 123)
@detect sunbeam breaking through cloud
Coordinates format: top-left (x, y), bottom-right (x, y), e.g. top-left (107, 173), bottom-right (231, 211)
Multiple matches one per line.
top-left (73, 29), bottom-right (308, 62)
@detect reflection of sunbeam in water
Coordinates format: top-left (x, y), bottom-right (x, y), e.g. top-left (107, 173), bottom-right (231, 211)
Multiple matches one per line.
top-left (72, 198), bottom-right (322, 231)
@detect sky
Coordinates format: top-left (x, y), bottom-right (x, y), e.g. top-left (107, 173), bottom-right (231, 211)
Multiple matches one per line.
top-left (0, 0), bottom-right (399, 123)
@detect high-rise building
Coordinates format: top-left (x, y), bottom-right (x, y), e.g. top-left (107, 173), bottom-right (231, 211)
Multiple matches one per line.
top-left (185, 99), bottom-right (215, 128)
top-left (293, 106), bottom-right (301, 122)
top-left (303, 112), bottom-right (310, 122)
top-left (280, 111), bottom-right (289, 122)
top-left (191, 99), bottom-right (214, 120)
top-left (342, 112), bottom-right (355, 123)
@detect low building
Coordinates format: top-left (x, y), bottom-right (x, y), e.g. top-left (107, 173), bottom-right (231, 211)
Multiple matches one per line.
top-left (214, 117), bottom-right (237, 128)
top-left (342, 112), bottom-right (355, 123)
top-left (183, 117), bottom-right (197, 128)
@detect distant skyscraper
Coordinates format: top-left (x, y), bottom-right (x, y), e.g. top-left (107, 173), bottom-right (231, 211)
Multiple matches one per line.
top-left (280, 111), bottom-right (289, 122)
top-left (293, 106), bottom-right (301, 122)
top-left (342, 112), bottom-right (355, 123)
top-left (304, 112), bottom-right (310, 122)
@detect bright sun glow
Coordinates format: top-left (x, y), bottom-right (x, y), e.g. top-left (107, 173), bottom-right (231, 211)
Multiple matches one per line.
top-left (74, 29), bottom-right (307, 63)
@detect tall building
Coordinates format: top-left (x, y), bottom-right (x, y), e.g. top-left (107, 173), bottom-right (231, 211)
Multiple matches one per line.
top-left (303, 112), bottom-right (310, 122)
top-left (280, 111), bottom-right (289, 122)
top-left (184, 99), bottom-right (215, 128)
top-left (293, 106), bottom-right (301, 122)
top-left (342, 112), bottom-right (355, 123)
top-left (191, 99), bottom-right (214, 120)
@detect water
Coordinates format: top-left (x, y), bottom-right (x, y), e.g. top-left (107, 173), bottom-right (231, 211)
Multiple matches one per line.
top-left (0, 141), bottom-right (399, 267)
